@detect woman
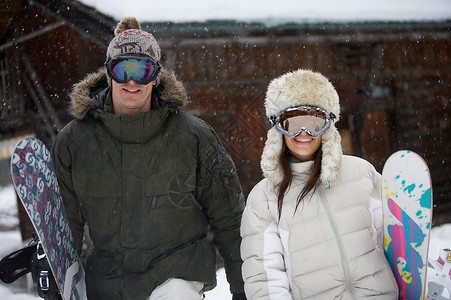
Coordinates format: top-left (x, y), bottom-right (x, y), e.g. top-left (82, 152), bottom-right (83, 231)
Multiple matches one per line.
top-left (240, 69), bottom-right (398, 299)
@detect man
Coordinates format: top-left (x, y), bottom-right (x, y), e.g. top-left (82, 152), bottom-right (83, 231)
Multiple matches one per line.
top-left (51, 17), bottom-right (246, 300)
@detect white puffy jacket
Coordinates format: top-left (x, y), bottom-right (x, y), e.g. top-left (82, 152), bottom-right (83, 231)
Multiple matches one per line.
top-left (241, 155), bottom-right (398, 300)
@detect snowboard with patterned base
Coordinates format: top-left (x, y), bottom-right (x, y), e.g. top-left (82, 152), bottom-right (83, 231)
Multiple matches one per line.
top-left (382, 150), bottom-right (433, 300)
top-left (11, 137), bottom-right (86, 300)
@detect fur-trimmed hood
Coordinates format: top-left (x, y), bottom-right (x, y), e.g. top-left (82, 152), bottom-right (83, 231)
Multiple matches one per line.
top-left (69, 67), bottom-right (188, 120)
top-left (261, 69), bottom-right (343, 186)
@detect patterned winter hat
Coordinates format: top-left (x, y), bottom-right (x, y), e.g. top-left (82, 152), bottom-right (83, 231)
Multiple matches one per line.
top-left (261, 69), bottom-right (343, 186)
top-left (106, 17), bottom-right (161, 84)
top-left (106, 17), bottom-right (161, 62)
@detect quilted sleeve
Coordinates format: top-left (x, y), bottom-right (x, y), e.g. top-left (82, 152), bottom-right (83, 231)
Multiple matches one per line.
top-left (240, 183), bottom-right (292, 300)
top-left (51, 128), bottom-right (85, 255)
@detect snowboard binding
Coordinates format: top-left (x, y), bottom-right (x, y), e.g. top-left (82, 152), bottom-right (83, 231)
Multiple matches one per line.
top-left (0, 236), bottom-right (36, 283)
top-left (0, 233), bottom-right (62, 300)
top-left (427, 249), bottom-right (451, 300)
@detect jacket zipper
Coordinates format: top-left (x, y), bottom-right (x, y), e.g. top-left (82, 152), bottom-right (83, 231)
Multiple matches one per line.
top-left (318, 189), bottom-right (357, 300)
top-left (152, 195), bottom-right (157, 208)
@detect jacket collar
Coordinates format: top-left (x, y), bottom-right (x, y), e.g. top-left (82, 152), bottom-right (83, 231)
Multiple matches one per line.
top-left (95, 106), bottom-right (171, 143)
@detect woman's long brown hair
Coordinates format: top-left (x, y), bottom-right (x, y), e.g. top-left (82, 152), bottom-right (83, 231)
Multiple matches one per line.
top-left (276, 142), bottom-right (322, 219)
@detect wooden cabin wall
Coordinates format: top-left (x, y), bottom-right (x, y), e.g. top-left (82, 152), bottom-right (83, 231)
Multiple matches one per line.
top-left (1, 3), bottom-right (108, 146)
top-left (0, 2), bottom-right (110, 238)
top-left (0, 5), bottom-right (449, 226)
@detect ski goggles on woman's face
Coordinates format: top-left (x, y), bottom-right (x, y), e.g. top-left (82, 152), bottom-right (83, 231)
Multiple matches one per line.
top-left (104, 56), bottom-right (161, 85)
top-left (270, 105), bottom-right (336, 137)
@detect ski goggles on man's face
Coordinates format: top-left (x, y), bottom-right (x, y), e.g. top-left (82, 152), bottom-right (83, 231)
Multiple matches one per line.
top-left (270, 105), bottom-right (336, 137)
top-left (104, 56), bottom-right (161, 85)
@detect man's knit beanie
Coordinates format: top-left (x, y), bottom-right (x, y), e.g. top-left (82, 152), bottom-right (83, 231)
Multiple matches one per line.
top-left (105, 17), bottom-right (161, 85)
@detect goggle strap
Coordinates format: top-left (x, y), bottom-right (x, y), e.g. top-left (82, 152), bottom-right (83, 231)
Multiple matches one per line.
top-left (329, 112), bottom-right (336, 122)
top-left (269, 116), bottom-right (277, 127)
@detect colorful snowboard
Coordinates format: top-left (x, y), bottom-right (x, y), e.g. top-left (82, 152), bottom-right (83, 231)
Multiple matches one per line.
top-left (382, 150), bottom-right (433, 300)
top-left (11, 137), bottom-right (86, 300)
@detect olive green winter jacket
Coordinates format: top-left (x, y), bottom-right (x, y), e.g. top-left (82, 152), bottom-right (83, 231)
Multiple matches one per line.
top-left (51, 68), bottom-right (245, 299)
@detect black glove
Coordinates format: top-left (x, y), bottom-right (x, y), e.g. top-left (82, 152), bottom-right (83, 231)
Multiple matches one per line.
top-left (232, 293), bottom-right (247, 300)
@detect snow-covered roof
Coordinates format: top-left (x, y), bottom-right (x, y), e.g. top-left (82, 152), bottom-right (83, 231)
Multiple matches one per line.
top-left (79, 0), bottom-right (451, 24)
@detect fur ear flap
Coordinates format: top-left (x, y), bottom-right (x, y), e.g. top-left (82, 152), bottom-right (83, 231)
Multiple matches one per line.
top-left (261, 127), bottom-right (284, 185)
top-left (320, 123), bottom-right (342, 183)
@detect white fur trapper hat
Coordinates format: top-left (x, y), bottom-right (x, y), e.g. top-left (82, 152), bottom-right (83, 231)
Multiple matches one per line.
top-left (261, 69), bottom-right (343, 186)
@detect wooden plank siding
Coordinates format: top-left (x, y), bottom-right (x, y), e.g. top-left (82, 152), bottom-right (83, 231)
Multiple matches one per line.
top-left (0, 2), bottom-right (449, 225)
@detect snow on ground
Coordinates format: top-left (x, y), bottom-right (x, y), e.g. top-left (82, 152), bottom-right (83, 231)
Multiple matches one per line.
top-left (0, 184), bottom-right (18, 231)
top-left (0, 184), bottom-right (449, 299)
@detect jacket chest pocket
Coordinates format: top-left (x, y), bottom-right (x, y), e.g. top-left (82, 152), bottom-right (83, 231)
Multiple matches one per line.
top-left (72, 172), bottom-right (122, 238)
